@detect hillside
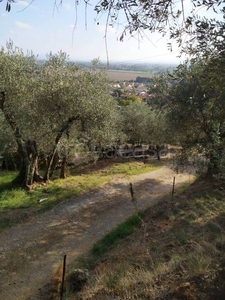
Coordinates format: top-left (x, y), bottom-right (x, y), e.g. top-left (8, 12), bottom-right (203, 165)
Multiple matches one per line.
top-left (0, 158), bottom-right (194, 300)
top-left (68, 176), bottom-right (225, 300)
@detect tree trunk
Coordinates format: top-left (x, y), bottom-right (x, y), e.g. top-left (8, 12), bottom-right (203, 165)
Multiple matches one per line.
top-left (13, 138), bottom-right (42, 187)
top-left (60, 155), bottom-right (67, 179)
top-left (0, 92), bottom-right (42, 188)
top-left (155, 145), bottom-right (161, 160)
top-left (44, 147), bottom-right (59, 181)
top-left (43, 116), bottom-right (79, 182)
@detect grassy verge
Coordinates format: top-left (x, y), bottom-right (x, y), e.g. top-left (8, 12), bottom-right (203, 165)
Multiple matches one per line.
top-left (76, 214), bottom-right (144, 270)
top-left (91, 215), bottom-right (143, 257)
top-left (106, 161), bottom-right (159, 176)
top-left (0, 159), bottom-right (160, 229)
top-left (68, 177), bottom-right (225, 300)
top-left (0, 170), bottom-right (111, 212)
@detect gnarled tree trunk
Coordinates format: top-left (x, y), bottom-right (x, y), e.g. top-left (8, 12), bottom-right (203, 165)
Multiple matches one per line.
top-left (0, 91), bottom-right (42, 188)
top-left (13, 138), bottom-right (42, 187)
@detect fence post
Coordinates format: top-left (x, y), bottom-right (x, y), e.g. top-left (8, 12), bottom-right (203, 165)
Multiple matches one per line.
top-left (60, 255), bottom-right (67, 300)
top-left (172, 176), bottom-right (176, 196)
top-left (129, 182), bottom-right (134, 201)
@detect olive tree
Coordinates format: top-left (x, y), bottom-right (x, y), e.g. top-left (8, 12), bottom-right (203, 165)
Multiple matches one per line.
top-left (0, 42), bottom-right (120, 186)
top-left (119, 101), bottom-right (164, 145)
top-left (0, 41), bottom-right (42, 185)
top-left (36, 53), bottom-right (121, 180)
top-left (0, 110), bottom-right (17, 169)
top-left (167, 56), bottom-right (225, 175)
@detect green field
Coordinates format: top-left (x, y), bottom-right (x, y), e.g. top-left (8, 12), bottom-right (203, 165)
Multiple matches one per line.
top-left (106, 70), bottom-right (152, 81)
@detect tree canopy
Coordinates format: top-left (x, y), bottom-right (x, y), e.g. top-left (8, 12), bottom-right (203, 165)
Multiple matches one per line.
top-left (164, 52), bottom-right (225, 175)
top-left (1, 0), bottom-right (225, 180)
top-left (0, 41), bottom-right (120, 187)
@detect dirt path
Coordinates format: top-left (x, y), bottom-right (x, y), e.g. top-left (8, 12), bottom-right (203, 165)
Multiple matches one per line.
top-left (0, 164), bottom-right (195, 300)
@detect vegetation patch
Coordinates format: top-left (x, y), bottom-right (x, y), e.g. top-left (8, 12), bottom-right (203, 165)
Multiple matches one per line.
top-left (107, 161), bottom-right (160, 176)
top-left (0, 159), bottom-right (160, 229)
top-left (69, 177), bottom-right (225, 300)
top-left (91, 215), bottom-right (142, 258)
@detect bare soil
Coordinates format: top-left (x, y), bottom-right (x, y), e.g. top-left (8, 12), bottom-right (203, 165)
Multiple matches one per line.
top-left (0, 159), bottom-right (195, 300)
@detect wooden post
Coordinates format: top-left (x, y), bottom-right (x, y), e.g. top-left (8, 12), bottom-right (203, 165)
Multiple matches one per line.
top-left (60, 255), bottom-right (67, 300)
top-left (129, 182), bottom-right (134, 201)
top-left (172, 176), bottom-right (176, 196)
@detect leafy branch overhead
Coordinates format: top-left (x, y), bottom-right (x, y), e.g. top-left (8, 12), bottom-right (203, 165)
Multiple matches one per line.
top-left (0, 0), bottom-right (16, 12)
top-left (2, 1), bottom-right (223, 39)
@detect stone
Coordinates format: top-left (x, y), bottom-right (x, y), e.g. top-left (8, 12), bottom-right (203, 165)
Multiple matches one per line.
top-left (67, 268), bottom-right (89, 293)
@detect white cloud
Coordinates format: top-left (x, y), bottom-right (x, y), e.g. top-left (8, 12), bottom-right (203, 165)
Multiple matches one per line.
top-left (15, 21), bottom-right (32, 29)
top-left (16, 1), bottom-right (30, 7)
top-left (69, 24), bottom-right (77, 31)
top-left (63, 3), bottom-right (72, 10)
top-left (97, 24), bottom-right (117, 35)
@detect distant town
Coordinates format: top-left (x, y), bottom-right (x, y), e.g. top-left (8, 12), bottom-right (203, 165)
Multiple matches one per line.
top-left (77, 61), bottom-right (177, 105)
top-left (37, 59), bottom-right (177, 105)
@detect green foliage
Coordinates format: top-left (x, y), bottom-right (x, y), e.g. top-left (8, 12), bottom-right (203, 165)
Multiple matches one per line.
top-left (166, 55), bottom-right (225, 175)
top-left (94, 0), bottom-right (223, 41)
top-left (175, 17), bottom-right (225, 60)
top-left (0, 41), bottom-right (122, 185)
top-left (118, 94), bottom-right (142, 106)
top-left (120, 101), bottom-right (154, 144)
top-left (0, 111), bottom-right (14, 154)
top-left (91, 215), bottom-right (142, 257)
top-left (0, 161), bottom-right (159, 213)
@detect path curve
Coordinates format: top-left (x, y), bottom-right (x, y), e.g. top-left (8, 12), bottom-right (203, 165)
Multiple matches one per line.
top-left (0, 164), bottom-right (195, 300)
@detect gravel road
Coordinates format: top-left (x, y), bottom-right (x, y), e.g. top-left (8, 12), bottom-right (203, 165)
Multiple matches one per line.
top-left (0, 164), bottom-right (195, 300)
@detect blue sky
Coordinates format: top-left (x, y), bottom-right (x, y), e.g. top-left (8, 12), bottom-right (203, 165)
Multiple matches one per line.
top-left (0, 1), bottom-right (222, 64)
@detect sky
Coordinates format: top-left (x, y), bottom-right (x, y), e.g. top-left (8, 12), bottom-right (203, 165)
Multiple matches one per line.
top-left (0, 0), bottom-right (222, 65)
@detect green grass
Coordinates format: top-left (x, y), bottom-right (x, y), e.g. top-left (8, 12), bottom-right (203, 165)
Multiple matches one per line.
top-left (91, 215), bottom-right (142, 258)
top-left (107, 162), bottom-right (159, 176)
top-left (0, 188), bottom-right (34, 210)
top-left (0, 172), bottom-right (111, 212)
top-left (0, 171), bottom-right (17, 192)
top-left (75, 214), bottom-right (143, 269)
top-left (0, 160), bottom-right (161, 213)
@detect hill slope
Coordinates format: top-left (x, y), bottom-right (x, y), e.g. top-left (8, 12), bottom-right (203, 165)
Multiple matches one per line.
top-left (0, 161), bottom-right (194, 300)
top-left (69, 177), bottom-right (225, 300)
